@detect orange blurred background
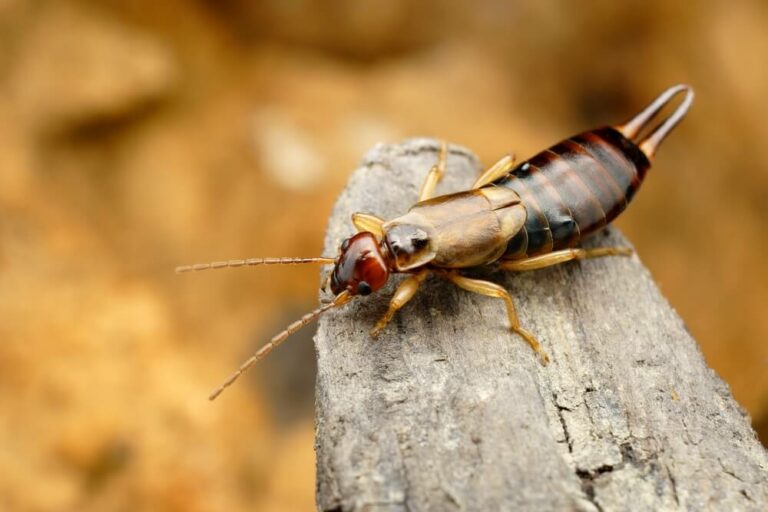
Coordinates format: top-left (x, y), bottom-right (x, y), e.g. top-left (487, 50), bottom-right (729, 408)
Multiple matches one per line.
top-left (1, 1), bottom-right (766, 510)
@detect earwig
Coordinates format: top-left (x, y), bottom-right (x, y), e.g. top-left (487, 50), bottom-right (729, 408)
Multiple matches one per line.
top-left (178, 84), bottom-right (694, 400)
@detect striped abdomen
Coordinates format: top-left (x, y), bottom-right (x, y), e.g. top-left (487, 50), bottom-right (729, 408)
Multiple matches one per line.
top-left (499, 126), bottom-right (650, 259)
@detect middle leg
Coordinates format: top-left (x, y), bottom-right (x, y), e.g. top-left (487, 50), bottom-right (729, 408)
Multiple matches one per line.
top-left (418, 141), bottom-right (448, 201)
top-left (472, 153), bottom-right (516, 188)
top-left (440, 271), bottom-right (549, 364)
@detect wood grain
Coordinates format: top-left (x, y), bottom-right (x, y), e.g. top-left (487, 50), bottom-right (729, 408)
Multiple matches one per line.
top-left (315, 139), bottom-right (768, 511)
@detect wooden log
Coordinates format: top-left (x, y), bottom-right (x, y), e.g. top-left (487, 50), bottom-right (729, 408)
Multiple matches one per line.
top-left (314, 139), bottom-right (768, 511)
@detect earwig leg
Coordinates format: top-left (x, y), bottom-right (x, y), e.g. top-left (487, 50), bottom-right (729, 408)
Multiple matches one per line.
top-left (472, 153), bottom-right (516, 188)
top-left (418, 141), bottom-right (448, 201)
top-left (441, 271), bottom-right (549, 364)
top-left (352, 212), bottom-right (385, 238)
top-left (370, 269), bottom-right (430, 338)
top-left (500, 247), bottom-right (632, 272)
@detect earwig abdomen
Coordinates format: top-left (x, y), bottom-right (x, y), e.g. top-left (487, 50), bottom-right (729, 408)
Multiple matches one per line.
top-left (499, 126), bottom-right (651, 258)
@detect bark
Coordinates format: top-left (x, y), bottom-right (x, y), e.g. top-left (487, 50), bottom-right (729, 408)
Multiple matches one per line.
top-left (314, 139), bottom-right (768, 511)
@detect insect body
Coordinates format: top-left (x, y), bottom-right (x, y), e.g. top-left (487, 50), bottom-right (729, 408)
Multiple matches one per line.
top-left (178, 84), bottom-right (694, 400)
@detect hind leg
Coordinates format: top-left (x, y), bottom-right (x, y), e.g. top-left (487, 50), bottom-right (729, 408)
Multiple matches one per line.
top-left (500, 247), bottom-right (632, 272)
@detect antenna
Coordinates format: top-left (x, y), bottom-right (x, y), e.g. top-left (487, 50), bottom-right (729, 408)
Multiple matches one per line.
top-left (208, 290), bottom-right (352, 400)
top-left (175, 257), bottom-right (335, 274)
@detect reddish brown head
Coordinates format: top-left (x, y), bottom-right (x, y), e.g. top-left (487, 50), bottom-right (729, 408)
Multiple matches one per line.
top-left (330, 232), bottom-right (390, 296)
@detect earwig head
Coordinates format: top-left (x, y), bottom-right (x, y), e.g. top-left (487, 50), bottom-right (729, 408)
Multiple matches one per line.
top-left (330, 232), bottom-right (390, 296)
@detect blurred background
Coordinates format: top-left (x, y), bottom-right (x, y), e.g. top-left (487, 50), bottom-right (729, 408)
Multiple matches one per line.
top-left (0, 0), bottom-right (766, 510)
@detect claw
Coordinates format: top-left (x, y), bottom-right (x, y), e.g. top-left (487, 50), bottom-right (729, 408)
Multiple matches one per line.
top-left (369, 320), bottom-right (387, 339)
top-left (513, 326), bottom-right (550, 365)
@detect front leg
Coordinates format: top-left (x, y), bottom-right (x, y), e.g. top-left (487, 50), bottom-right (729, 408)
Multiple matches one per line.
top-left (352, 212), bottom-right (385, 238)
top-left (370, 269), bottom-right (430, 337)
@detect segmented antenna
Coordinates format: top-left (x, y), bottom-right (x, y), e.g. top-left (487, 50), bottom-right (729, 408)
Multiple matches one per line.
top-left (175, 257), bottom-right (335, 274)
top-left (208, 290), bottom-right (352, 401)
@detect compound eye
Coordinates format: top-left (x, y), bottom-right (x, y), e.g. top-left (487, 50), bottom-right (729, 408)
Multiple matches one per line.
top-left (340, 238), bottom-right (351, 251)
top-left (357, 281), bottom-right (372, 296)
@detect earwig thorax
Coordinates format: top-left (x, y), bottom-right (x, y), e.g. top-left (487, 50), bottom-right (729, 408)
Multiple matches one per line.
top-left (381, 216), bottom-right (438, 271)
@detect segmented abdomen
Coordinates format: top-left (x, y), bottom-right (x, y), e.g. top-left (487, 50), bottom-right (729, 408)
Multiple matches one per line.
top-left (499, 126), bottom-right (650, 259)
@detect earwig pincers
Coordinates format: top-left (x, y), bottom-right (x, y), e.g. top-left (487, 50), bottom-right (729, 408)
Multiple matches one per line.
top-left (177, 84), bottom-right (694, 400)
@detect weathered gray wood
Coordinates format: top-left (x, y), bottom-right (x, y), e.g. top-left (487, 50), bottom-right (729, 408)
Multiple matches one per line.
top-left (314, 139), bottom-right (768, 511)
